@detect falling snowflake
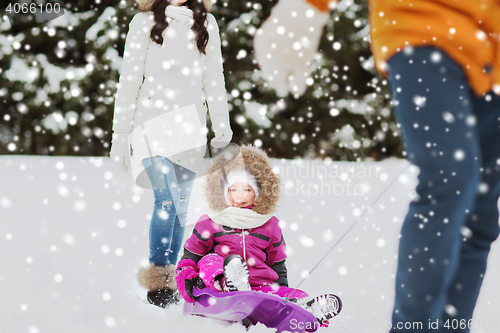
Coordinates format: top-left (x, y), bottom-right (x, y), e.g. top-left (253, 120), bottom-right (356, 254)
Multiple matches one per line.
top-left (323, 229), bottom-right (333, 242)
top-left (442, 112), bottom-right (455, 123)
top-left (460, 226), bottom-right (473, 239)
top-left (103, 316), bottom-right (117, 328)
top-left (63, 234), bottom-right (76, 245)
top-left (0, 197), bottom-right (12, 208)
top-left (299, 235), bottom-right (314, 247)
top-left (74, 200), bottom-right (86, 211)
top-left (453, 150), bottom-right (465, 161)
top-left (478, 182), bottom-right (489, 194)
top-left (465, 115), bottom-right (476, 126)
top-left (444, 304), bottom-right (458, 316)
top-left (430, 51), bottom-right (442, 63)
top-left (57, 185), bottom-right (70, 197)
top-left (352, 208), bottom-right (361, 217)
top-left (103, 292), bottom-right (112, 301)
top-left (101, 245), bottom-right (110, 254)
top-left (28, 326), bottom-right (40, 333)
top-left (412, 95), bottom-right (426, 108)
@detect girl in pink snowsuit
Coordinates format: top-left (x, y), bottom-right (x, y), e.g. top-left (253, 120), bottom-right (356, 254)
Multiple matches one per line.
top-left (176, 144), bottom-right (289, 302)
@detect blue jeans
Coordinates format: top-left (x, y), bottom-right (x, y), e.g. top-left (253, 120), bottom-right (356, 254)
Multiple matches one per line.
top-left (387, 46), bottom-right (500, 332)
top-left (142, 156), bottom-right (196, 266)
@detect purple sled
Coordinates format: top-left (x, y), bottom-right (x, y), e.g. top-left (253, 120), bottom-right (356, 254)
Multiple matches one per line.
top-left (183, 288), bottom-right (319, 333)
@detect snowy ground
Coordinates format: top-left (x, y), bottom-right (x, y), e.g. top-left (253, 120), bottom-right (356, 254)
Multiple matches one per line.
top-left (1, 155), bottom-right (499, 333)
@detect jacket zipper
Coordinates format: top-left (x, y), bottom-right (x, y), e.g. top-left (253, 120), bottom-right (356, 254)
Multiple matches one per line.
top-left (241, 230), bottom-right (248, 262)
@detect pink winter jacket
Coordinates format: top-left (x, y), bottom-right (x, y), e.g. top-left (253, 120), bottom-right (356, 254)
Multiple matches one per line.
top-left (183, 208), bottom-right (287, 287)
top-left (181, 144), bottom-right (286, 287)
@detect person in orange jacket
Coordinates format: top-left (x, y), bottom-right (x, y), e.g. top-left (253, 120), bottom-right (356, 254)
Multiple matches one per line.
top-left (254, 1), bottom-right (500, 332)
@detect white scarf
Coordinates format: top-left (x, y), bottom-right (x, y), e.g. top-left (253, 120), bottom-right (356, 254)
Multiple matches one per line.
top-left (208, 207), bottom-right (273, 230)
top-left (165, 5), bottom-right (193, 22)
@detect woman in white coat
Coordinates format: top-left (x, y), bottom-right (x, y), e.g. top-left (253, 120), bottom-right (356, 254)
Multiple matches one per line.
top-left (110, 0), bottom-right (232, 307)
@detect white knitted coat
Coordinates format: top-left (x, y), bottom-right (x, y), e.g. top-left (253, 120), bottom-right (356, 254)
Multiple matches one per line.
top-left (112, 6), bottom-right (229, 188)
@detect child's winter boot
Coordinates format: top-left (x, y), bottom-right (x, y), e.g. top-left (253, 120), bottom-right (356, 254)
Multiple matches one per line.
top-left (223, 255), bottom-right (251, 292)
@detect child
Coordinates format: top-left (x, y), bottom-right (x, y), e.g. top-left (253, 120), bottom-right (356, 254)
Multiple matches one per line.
top-left (175, 144), bottom-right (341, 326)
top-left (176, 144), bottom-right (288, 299)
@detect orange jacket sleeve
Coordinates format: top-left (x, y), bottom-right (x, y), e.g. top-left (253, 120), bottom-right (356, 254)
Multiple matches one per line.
top-left (304, 0), bottom-right (337, 12)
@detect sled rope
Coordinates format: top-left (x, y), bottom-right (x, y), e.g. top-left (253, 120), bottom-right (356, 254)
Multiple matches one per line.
top-left (283, 162), bottom-right (414, 304)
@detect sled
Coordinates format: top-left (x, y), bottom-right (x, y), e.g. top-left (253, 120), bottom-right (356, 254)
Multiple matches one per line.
top-left (183, 287), bottom-right (323, 333)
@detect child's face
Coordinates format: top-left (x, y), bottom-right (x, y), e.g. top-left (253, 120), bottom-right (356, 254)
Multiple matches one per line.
top-left (227, 182), bottom-right (256, 207)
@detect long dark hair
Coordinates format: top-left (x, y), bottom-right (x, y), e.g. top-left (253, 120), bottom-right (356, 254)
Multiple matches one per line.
top-left (138, 0), bottom-right (209, 54)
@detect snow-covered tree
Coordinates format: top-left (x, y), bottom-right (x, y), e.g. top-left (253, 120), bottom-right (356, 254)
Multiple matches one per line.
top-left (0, 0), bottom-right (134, 155)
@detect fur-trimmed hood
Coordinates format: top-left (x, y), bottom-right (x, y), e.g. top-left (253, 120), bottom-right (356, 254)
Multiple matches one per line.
top-left (135, 0), bottom-right (213, 12)
top-left (204, 144), bottom-right (281, 215)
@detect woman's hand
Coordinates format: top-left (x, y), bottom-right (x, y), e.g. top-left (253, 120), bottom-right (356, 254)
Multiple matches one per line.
top-left (212, 128), bottom-right (233, 149)
top-left (253, 0), bottom-right (331, 96)
top-left (109, 132), bottom-right (131, 172)
top-left (211, 117), bottom-right (232, 149)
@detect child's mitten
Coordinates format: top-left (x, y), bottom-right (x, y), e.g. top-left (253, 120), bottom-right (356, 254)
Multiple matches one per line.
top-left (176, 259), bottom-right (199, 303)
top-left (198, 253), bottom-right (225, 291)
